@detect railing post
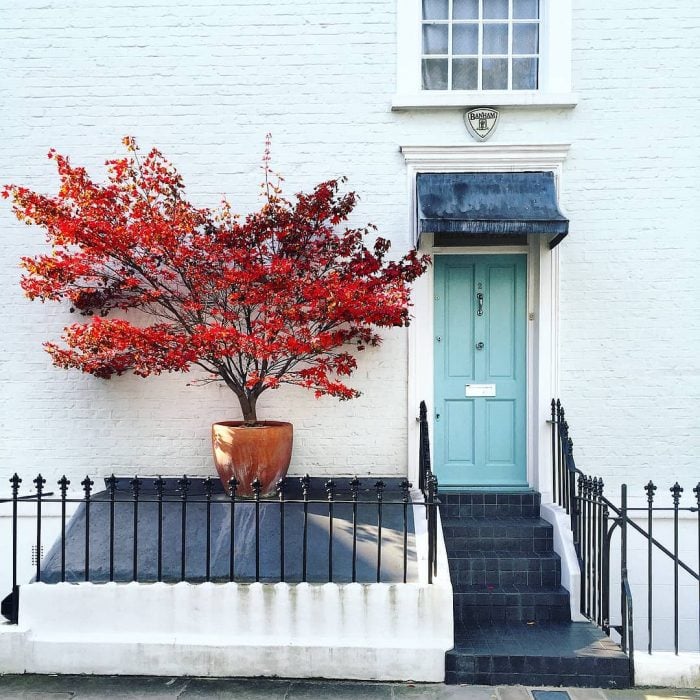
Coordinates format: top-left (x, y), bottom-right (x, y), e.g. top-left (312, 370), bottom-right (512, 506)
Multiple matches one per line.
top-left (253, 478), bottom-right (261, 583)
top-left (567, 438), bottom-right (576, 528)
top-left (326, 479), bottom-right (336, 583)
top-left (375, 480), bottom-right (385, 583)
top-left (401, 478), bottom-right (410, 584)
top-left (33, 474), bottom-right (46, 583)
top-left (671, 482), bottom-right (683, 656)
top-left (106, 474), bottom-right (117, 582)
top-left (601, 499), bottom-right (610, 633)
top-left (644, 480), bottom-right (657, 654)
top-left (228, 477), bottom-right (238, 582)
top-left (81, 475), bottom-right (94, 582)
top-left (301, 474), bottom-right (310, 583)
top-left (131, 475), bottom-right (141, 582)
top-left (694, 482), bottom-right (700, 655)
top-left (204, 476), bottom-right (213, 583)
top-left (10, 474), bottom-right (21, 624)
top-left (558, 407), bottom-right (566, 506)
top-left (426, 474), bottom-right (434, 585)
top-left (594, 478), bottom-right (604, 627)
top-left (620, 484), bottom-right (628, 653)
top-left (277, 478), bottom-right (286, 583)
top-left (178, 475), bottom-right (191, 581)
top-left (577, 473), bottom-right (585, 615)
top-left (154, 476), bottom-right (165, 583)
top-left (585, 476), bottom-right (593, 618)
top-left (431, 472), bottom-right (439, 578)
top-left (58, 475), bottom-right (69, 584)
top-left (419, 400), bottom-right (430, 495)
top-left (350, 476), bottom-right (360, 583)
top-left (551, 398), bottom-right (557, 503)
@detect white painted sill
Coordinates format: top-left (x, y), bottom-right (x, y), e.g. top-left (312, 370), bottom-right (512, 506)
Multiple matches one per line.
top-left (391, 91), bottom-right (578, 110)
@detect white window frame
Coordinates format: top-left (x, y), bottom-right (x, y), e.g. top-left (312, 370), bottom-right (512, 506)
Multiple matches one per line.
top-left (393, 0), bottom-right (575, 109)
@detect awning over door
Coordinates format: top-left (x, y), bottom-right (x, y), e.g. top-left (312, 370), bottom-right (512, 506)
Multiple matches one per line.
top-left (417, 171), bottom-right (569, 248)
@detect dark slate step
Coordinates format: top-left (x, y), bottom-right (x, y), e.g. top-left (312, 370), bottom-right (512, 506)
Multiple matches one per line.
top-left (441, 516), bottom-right (554, 553)
top-left (448, 551), bottom-right (561, 589)
top-left (446, 622), bottom-right (631, 688)
top-left (440, 491), bottom-right (540, 519)
top-left (454, 586), bottom-right (571, 624)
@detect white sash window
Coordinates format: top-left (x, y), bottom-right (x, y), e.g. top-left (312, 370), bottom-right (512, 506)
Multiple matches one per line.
top-left (394, 0), bottom-right (575, 108)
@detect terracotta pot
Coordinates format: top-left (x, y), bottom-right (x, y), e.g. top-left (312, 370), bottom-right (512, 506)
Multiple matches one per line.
top-left (212, 421), bottom-right (293, 497)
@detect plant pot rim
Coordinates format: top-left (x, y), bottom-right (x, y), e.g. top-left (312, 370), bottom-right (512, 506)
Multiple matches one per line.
top-left (213, 420), bottom-right (292, 429)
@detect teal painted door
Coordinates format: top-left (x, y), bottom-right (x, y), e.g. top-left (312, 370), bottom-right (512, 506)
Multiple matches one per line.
top-left (434, 255), bottom-right (527, 487)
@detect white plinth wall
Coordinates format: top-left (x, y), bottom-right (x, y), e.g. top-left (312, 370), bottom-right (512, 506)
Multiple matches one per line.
top-left (0, 503), bottom-right (454, 681)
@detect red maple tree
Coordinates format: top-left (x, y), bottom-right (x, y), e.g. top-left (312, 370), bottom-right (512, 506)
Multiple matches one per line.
top-left (3, 138), bottom-right (428, 423)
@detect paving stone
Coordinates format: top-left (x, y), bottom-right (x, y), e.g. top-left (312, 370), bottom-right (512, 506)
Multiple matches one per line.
top-left (567, 689), bottom-right (607, 700)
top-left (180, 678), bottom-right (292, 699)
top-left (0, 674), bottom-right (189, 699)
top-left (287, 680), bottom-right (393, 699)
top-left (392, 683), bottom-right (496, 699)
top-left (496, 685), bottom-right (531, 700)
top-left (605, 691), bottom-right (700, 700)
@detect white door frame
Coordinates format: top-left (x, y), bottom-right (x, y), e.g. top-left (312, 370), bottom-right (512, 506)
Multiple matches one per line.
top-left (401, 144), bottom-right (570, 502)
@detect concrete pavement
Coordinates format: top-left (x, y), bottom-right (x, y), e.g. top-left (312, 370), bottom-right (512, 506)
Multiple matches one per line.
top-left (0, 676), bottom-right (697, 700)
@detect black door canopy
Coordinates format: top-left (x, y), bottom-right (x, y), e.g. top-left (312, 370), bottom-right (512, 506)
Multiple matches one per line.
top-left (417, 171), bottom-right (569, 248)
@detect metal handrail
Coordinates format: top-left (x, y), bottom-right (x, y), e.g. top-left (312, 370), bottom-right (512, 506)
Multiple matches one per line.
top-left (552, 398), bottom-right (700, 660)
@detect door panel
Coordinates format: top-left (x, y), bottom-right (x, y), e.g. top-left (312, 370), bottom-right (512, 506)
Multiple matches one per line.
top-left (445, 265), bottom-right (475, 379)
top-left (487, 266), bottom-right (515, 378)
top-left (446, 400), bottom-right (475, 465)
top-left (486, 399), bottom-right (515, 465)
top-left (434, 255), bottom-right (527, 487)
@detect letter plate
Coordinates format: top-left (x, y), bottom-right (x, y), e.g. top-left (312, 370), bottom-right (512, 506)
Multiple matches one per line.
top-left (465, 384), bottom-right (496, 397)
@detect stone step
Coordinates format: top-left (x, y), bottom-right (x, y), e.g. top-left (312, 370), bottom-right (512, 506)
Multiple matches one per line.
top-left (440, 491), bottom-right (540, 519)
top-left (446, 622), bottom-right (631, 688)
top-left (453, 586), bottom-right (571, 624)
top-left (441, 516), bottom-right (554, 553)
top-left (447, 550), bottom-right (561, 588)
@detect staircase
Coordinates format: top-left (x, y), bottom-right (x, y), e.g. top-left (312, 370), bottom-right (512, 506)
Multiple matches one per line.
top-left (441, 491), bottom-right (631, 688)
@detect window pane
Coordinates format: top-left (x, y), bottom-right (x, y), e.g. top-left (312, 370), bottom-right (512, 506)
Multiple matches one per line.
top-left (512, 57), bottom-right (538, 89)
top-left (422, 58), bottom-right (449, 89)
top-left (452, 58), bottom-right (478, 89)
top-left (513, 0), bottom-right (539, 19)
top-left (483, 0), bottom-right (508, 19)
top-left (453, 24), bottom-right (478, 54)
top-left (422, 0), bottom-right (448, 20)
top-left (513, 23), bottom-right (539, 54)
top-left (482, 58), bottom-right (508, 89)
top-left (423, 24), bottom-right (449, 54)
top-left (483, 23), bottom-right (508, 54)
top-left (453, 0), bottom-right (478, 20)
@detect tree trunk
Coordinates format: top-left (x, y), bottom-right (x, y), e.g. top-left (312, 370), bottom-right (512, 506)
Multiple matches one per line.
top-left (236, 392), bottom-right (258, 424)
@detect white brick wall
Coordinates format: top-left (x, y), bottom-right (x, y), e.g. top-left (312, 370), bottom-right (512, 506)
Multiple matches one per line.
top-left (1, 1), bottom-right (698, 494)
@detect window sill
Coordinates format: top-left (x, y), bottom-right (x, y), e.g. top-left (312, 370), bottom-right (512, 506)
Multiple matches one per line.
top-left (391, 91), bottom-right (578, 110)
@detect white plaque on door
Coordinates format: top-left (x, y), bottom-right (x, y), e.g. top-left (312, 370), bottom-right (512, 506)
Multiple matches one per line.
top-left (465, 384), bottom-right (496, 397)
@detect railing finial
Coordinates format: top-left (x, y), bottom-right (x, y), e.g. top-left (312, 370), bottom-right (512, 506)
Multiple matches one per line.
top-left (670, 482), bottom-right (683, 505)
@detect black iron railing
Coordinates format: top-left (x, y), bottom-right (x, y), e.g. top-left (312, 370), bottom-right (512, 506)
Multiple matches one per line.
top-left (419, 400), bottom-right (439, 584)
top-left (1, 471), bottom-right (440, 624)
top-left (552, 399), bottom-right (700, 678)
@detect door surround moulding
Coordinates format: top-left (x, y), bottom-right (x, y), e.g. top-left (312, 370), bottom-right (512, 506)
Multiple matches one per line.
top-left (402, 143), bottom-right (570, 502)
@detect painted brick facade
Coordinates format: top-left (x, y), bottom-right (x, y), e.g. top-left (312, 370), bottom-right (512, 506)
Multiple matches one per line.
top-left (1, 0), bottom-right (698, 493)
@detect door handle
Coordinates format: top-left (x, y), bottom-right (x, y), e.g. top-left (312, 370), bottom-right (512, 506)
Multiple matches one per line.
top-left (477, 292), bottom-right (484, 316)
top-left (476, 342), bottom-right (484, 351)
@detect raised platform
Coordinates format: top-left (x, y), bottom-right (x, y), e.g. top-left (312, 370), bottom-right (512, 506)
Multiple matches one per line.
top-left (36, 477), bottom-right (418, 585)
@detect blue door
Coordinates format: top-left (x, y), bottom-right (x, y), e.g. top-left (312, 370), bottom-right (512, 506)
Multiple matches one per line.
top-left (434, 255), bottom-right (527, 487)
